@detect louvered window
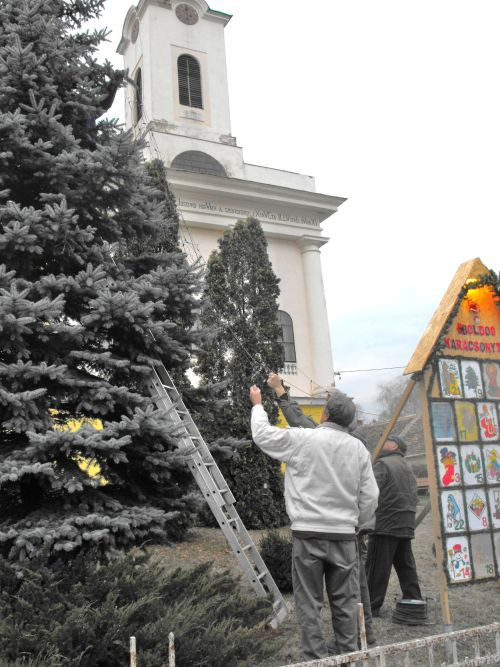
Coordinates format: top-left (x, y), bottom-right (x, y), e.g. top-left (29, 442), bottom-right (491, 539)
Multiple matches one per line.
top-left (277, 311), bottom-right (296, 363)
top-left (135, 68), bottom-right (143, 122)
top-left (178, 55), bottom-right (203, 109)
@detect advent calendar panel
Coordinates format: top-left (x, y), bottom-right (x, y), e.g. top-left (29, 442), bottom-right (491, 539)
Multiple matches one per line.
top-left (430, 357), bottom-right (500, 583)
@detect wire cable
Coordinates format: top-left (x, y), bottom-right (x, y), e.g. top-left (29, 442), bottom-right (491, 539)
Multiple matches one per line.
top-left (124, 98), bottom-right (279, 384)
top-left (334, 366), bottom-right (406, 374)
top-left (123, 91), bottom-right (403, 396)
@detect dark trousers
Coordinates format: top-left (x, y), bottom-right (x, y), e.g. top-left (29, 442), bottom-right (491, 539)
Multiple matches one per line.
top-left (292, 537), bottom-right (359, 660)
top-left (365, 535), bottom-right (422, 612)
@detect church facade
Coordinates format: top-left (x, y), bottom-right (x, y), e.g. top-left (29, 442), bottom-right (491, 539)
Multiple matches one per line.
top-left (118, 0), bottom-right (345, 405)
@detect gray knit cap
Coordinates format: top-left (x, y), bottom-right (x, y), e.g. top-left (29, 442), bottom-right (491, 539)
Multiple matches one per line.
top-left (324, 390), bottom-right (356, 427)
top-left (388, 434), bottom-right (407, 454)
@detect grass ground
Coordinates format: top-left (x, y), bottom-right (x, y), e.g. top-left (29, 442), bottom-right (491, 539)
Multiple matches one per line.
top-left (153, 501), bottom-right (500, 666)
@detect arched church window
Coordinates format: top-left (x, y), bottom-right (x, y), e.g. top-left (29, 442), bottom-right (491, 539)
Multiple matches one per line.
top-left (171, 151), bottom-right (226, 177)
top-left (135, 68), bottom-right (143, 123)
top-left (178, 54), bottom-right (203, 109)
top-left (278, 310), bottom-right (296, 363)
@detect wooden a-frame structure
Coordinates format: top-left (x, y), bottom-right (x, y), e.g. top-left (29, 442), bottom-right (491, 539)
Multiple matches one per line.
top-left (370, 257), bottom-right (499, 629)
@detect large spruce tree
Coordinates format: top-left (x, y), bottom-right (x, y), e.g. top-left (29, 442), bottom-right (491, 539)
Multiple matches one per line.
top-left (0, 0), bottom-right (203, 561)
top-left (196, 218), bottom-right (287, 528)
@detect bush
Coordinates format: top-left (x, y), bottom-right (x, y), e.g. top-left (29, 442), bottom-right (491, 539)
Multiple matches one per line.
top-left (259, 531), bottom-right (293, 593)
top-left (0, 553), bottom-right (281, 667)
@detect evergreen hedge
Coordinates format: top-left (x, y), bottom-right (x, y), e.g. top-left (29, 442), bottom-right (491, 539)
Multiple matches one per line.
top-left (259, 531), bottom-right (293, 593)
top-left (0, 553), bottom-right (281, 666)
top-left (196, 218), bottom-right (288, 529)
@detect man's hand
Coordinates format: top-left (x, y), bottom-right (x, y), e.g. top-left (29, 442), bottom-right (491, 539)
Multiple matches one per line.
top-left (267, 372), bottom-right (286, 398)
top-left (249, 385), bottom-right (262, 406)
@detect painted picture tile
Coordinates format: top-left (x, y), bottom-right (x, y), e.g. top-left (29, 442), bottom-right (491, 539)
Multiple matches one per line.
top-left (437, 446), bottom-right (461, 487)
top-left (439, 359), bottom-right (463, 398)
top-left (470, 533), bottom-right (495, 579)
top-left (431, 402), bottom-right (456, 442)
top-left (465, 488), bottom-right (489, 531)
top-left (441, 490), bottom-right (466, 532)
top-left (478, 402), bottom-right (499, 441)
top-left (461, 360), bottom-right (484, 399)
top-left (488, 488), bottom-right (500, 529)
top-left (455, 402), bottom-right (479, 442)
top-left (446, 536), bottom-right (472, 582)
top-left (460, 445), bottom-right (484, 485)
top-left (482, 361), bottom-right (500, 399)
top-left (484, 446), bottom-right (500, 484)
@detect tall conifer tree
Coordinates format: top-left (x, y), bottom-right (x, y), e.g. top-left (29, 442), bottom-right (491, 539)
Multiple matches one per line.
top-left (196, 218), bottom-right (287, 528)
top-left (0, 0), bottom-right (203, 561)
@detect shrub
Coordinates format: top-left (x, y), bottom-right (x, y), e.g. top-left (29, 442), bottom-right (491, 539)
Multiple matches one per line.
top-left (195, 218), bottom-right (288, 529)
top-left (0, 553), bottom-right (281, 667)
top-left (259, 531), bottom-right (293, 593)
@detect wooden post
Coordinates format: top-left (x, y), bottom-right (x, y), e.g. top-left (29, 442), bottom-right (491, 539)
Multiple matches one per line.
top-left (169, 632), bottom-right (175, 667)
top-left (357, 602), bottom-right (369, 667)
top-left (130, 637), bottom-right (137, 667)
top-left (419, 368), bottom-right (452, 630)
top-left (371, 378), bottom-right (417, 463)
top-left (357, 602), bottom-right (367, 650)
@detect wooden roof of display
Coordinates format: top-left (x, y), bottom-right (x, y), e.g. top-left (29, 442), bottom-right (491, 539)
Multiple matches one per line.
top-left (404, 257), bottom-right (491, 375)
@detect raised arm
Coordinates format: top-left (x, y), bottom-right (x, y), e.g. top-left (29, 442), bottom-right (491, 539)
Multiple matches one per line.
top-left (249, 385), bottom-right (299, 462)
top-left (267, 372), bottom-right (317, 429)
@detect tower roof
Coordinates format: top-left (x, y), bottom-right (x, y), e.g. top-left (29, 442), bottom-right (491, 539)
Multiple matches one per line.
top-left (118, 1), bottom-right (231, 54)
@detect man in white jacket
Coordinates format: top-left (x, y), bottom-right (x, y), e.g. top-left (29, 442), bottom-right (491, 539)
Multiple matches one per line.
top-left (249, 384), bottom-right (379, 660)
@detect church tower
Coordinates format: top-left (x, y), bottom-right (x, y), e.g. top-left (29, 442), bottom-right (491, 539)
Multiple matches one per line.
top-left (118, 1), bottom-right (344, 409)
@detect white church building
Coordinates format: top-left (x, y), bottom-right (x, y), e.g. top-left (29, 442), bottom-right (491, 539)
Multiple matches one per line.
top-left (118, 0), bottom-right (345, 409)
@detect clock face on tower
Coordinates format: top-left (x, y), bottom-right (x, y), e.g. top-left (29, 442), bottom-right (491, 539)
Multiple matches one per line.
top-left (175, 3), bottom-right (199, 25)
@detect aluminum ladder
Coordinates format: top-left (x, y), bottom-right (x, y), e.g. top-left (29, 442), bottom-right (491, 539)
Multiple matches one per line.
top-left (148, 362), bottom-right (289, 628)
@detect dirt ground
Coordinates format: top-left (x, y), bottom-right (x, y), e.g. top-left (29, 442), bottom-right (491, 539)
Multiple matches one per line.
top-left (152, 501), bottom-right (500, 666)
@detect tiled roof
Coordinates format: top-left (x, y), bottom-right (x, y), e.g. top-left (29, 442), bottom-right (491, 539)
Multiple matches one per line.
top-left (355, 414), bottom-right (424, 455)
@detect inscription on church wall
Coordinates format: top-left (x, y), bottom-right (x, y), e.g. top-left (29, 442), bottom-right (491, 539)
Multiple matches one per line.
top-left (176, 198), bottom-right (321, 228)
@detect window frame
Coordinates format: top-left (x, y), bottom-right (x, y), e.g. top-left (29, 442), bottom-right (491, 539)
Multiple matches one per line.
top-left (277, 310), bottom-right (297, 363)
top-left (177, 54), bottom-right (203, 109)
top-left (170, 151), bottom-right (226, 177)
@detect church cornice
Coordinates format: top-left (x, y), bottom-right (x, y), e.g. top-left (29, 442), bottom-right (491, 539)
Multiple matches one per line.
top-left (166, 169), bottom-right (346, 221)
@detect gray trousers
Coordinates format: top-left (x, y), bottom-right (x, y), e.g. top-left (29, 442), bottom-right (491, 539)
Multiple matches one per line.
top-left (292, 537), bottom-right (359, 660)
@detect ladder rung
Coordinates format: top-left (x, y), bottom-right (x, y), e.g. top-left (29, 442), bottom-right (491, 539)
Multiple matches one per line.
top-left (242, 544), bottom-right (252, 552)
top-left (161, 383), bottom-right (175, 390)
top-left (256, 571), bottom-right (267, 580)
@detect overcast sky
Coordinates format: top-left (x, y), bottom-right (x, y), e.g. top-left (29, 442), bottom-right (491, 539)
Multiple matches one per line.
top-left (90, 0), bottom-right (500, 419)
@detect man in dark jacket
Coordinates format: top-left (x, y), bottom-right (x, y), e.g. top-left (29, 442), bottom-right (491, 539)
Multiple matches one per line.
top-left (365, 435), bottom-right (422, 615)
